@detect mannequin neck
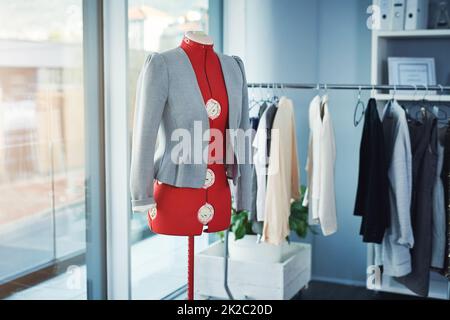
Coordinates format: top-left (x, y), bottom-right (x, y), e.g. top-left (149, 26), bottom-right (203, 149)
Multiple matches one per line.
top-left (184, 31), bottom-right (213, 45)
top-left (181, 34), bottom-right (214, 51)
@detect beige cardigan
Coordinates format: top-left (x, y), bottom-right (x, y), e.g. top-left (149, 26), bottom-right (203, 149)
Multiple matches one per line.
top-left (262, 97), bottom-right (301, 245)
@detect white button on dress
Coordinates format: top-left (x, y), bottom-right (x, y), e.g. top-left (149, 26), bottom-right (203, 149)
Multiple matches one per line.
top-left (203, 168), bottom-right (215, 189)
top-left (149, 206), bottom-right (157, 220)
top-left (205, 98), bottom-right (221, 120)
top-left (197, 203), bottom-right (214, 225)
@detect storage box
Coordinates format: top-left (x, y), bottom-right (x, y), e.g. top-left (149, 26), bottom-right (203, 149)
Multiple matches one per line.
top-left (194, 241), bottom-right (311, 300)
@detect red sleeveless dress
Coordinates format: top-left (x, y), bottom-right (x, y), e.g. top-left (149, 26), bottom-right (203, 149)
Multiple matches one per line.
top-left (148, 38), bottom-right (232, 236)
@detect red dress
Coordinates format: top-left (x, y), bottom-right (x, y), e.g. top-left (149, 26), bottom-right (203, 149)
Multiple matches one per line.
top-left (148, 38), bottom-right (232, 236)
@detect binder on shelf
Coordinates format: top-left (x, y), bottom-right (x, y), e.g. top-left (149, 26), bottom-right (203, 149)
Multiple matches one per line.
top-left (390, 0), bottom-right (406, 30)
top-left (405, 0), bottom-right (429, 30)
top-left (374, 0), bottom-right (392, 30)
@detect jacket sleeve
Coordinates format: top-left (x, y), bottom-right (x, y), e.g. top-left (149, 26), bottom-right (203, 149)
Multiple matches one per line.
top-left (290, 108), bottom-right (301, 200)
top-left (130, 53), bottom-right (168, 209)
top-left (390, 120), bottom-right (414, 248)
top-left (233, 56), bottom-right (252, 212)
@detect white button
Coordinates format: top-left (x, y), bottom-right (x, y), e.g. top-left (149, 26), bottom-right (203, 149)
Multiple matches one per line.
top-left (205, 98), bottom-right (221, 120)
top-left (197, 203), bottom-right (214, 225)
top-left (203, 168), bottom-right (215, 189)
top-left (149, 206), bottom-right (157, 220)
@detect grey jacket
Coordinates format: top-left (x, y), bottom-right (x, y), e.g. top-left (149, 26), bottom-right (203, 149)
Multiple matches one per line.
top-left (375, 100), bottom-right (414, 277)
top-left (130, 47), bottom-right (252, 212)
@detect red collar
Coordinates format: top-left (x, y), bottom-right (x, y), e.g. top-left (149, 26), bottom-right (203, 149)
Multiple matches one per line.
top-left (180, 36), bottom-right (214, 52)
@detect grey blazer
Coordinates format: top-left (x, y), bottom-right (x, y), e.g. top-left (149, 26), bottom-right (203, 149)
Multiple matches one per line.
top-left (130, 47), bottom-right (252, 212)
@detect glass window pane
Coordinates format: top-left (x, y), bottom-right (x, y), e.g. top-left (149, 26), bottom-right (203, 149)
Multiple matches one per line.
top-left (0, 0), bottom-right (87, 300)
top-left (128, 0), bottom-right (210, 300)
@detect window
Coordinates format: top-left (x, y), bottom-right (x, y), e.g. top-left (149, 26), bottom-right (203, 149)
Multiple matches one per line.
top-left (128, 0), bottom-right (210, 300)
top-left (0, 0), bottom-right (87, 299)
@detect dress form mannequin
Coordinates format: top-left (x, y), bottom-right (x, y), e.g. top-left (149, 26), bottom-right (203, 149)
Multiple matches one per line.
top-left (146, 32), bottom-right (231, 299)
top-left (148, 33), bottom-right (231, 236)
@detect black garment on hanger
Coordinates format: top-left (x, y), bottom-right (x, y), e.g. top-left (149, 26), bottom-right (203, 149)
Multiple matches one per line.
top-left (354, 98), bottom-right (390, 244)
top-left (396, 111), bottom-right (438, 297)
top-left (442, 120), bottom-right (450, 279)
top-left (265, 104), bottom-right (278, 159)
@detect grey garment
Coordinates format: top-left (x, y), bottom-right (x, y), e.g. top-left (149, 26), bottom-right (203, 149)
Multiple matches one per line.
top-left (265, 104), bottom-right (278, 158)
top-left (375, 100), bottom-right (414, 277)
top-left (130, 48), bottom-right (252, 212)
top-left (431, 127), bottom-right (447, 269)
top-left (397, 111), bottom-right (438, 297)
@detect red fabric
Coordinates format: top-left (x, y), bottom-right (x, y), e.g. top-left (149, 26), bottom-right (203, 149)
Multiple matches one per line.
top-left (149, 38), bottom-right (231, 236)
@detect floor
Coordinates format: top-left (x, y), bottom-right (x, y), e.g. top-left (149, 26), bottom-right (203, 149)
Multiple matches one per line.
top-left (2, 233), bottom-right (434, 301)
top-left (4, 234), bottom-right (209, 300)
top-left (294, 281), bottom-right (427, 300)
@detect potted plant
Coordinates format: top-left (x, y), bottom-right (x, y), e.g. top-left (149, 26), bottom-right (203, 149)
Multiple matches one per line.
top-left (223, 186), bottom-right (314, 263)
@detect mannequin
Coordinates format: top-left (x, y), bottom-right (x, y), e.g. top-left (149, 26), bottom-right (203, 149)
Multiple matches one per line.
top-left (149, 32), bottom-right (232, 236)
top-left (130, 30), bottom-right (251, 300)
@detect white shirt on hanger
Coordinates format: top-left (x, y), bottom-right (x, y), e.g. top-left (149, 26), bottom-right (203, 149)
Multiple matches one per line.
top-left (304, 95), bottom-right (337, 236)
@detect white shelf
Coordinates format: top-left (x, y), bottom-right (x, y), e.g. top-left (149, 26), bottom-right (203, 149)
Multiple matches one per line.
top-left (374, 29), bottom-right (450, 39)
top-left (373, 275), bottom-right (449, 300)
top-left (374, 93), bottom-right (450, 102)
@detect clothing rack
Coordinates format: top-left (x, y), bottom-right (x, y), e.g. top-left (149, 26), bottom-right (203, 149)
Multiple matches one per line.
top-left (247, 83), bottom-right (450, 92)
top-left (221, 82), bottom-right (450, 301)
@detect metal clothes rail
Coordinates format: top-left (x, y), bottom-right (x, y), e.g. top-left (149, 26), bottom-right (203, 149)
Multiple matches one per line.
top-left (246, 83), bottom-right (450, 91)
top-left (221, 82), bottom-right (450, 301)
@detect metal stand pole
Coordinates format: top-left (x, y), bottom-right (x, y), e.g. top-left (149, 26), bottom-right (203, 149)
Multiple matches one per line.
top-left (188, 235), bottom-right (194, 300)
top-left (224, 230), bottom-right (234, 300)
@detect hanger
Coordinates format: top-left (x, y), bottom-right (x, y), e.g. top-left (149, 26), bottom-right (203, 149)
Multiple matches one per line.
top-left (370, 84), bottom-right (376, 98)
top-left (280, 83), bottom-right (288, 98)
top-left (271, 83), bottom-right (279, 104)
top-left (256, 83), bottom-right (267, 105)
top-left (433, 84), bottom-right (449, 124)
top-left (319, 84), bottom-right (328, 118)
top-left (392, 85), bottom-right (397, 101)
top-left (353, 86), bottom-right (365, 127)
top-left (272, 83), bottom-right (280, 104)
top-left (415, 84), bottom-right (429, 120)
top-left (248, 83), bottom-right (260, 110)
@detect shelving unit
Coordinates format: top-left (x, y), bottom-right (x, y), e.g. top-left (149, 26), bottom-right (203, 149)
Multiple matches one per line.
top-left (374, 29), bottom-right (450, 38)
top-left (371, 26), bottom-right (450, 97)
top-left (369, 2), bottom-right (450, 300)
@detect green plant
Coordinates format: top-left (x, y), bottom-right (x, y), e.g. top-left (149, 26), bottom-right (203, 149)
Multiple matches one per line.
top-left (289, 185), bottom-right (313, 239)
top-left (222, 185), bottom-right (315, 242)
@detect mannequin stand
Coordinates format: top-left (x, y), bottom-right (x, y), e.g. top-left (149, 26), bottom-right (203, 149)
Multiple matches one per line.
top-left (188, 235), bottom-right (194, 300)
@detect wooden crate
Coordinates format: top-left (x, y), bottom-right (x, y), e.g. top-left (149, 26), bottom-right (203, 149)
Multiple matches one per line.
top-left (195, 241), bottom-right (311, 300)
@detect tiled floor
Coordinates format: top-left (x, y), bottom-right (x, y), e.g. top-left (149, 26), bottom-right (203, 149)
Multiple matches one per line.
top-left (5, 234), bottom-right (208, 300)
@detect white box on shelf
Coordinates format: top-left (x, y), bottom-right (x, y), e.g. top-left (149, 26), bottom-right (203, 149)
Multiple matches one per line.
top-left (195, 240), bottom-right (311, 300)
top-left (391, 0), bottom-right (406, 30)
top-left (405, 0), bottom-right (429, 30)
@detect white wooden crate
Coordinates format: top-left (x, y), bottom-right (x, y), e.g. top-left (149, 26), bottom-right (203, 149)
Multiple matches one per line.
top-left (194, 241), bottom-right (311, 300)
